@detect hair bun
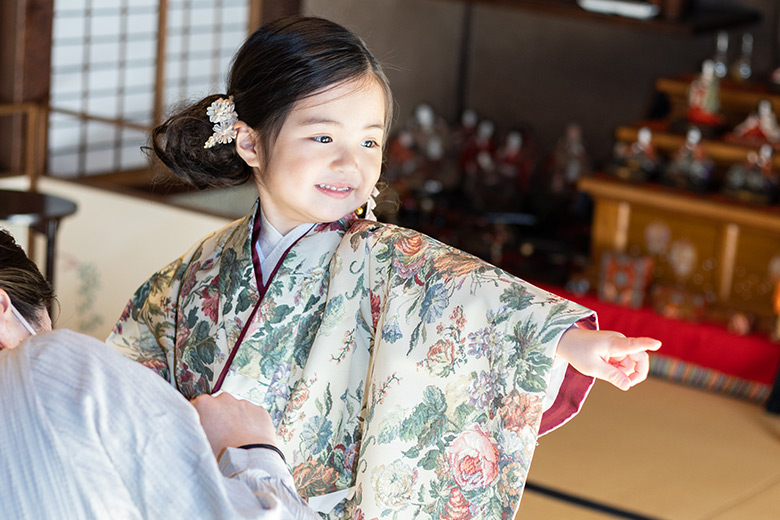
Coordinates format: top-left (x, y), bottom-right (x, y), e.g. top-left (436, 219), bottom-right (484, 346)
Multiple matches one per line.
top-left (149, 95), bottom-right (253, 189)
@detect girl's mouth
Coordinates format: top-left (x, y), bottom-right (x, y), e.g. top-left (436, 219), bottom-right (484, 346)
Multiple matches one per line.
top-left (316, 184), bottom-right (354, 199)
top-left (316, 184), bottom-right (352, 192)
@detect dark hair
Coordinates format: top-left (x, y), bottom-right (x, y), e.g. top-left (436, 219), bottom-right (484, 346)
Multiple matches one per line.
top-left (0, 229), bottom-right (54, 328)
top-left (151, 16), bottom-right (394, 190)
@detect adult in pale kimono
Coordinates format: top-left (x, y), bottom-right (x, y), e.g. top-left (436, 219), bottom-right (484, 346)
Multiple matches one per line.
top-left (0, 229), bottom-right (318, 519)
top-left (108, 16), bottom-right (661, 519)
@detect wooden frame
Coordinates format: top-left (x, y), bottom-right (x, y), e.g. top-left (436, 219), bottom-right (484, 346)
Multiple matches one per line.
top-left (0, 102), bottom-right (46, 190)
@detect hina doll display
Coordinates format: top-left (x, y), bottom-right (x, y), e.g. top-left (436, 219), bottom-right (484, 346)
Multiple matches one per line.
top-left (686, 60), bottom-right (724, 134)
top-left (726, 100), bottom-right (780, 150)
top-left (550, 123), bottom-right (589, 195)
top-left (449, 108), bottom-right (479, 160)
top-left (409, 102), bottom-right (450, 163)
top-left (384, 129), bottom-right (419, 181)
top-left (610, 127), bottom-right (663, 182)
top-left (496, 130), bottom-right (535, 194)
top-left (459, 119), bottom-right (498, 209)
top-left (664, 127), bottom-right (715, 192)
top-left (722, 144), bottom-right (778, 204)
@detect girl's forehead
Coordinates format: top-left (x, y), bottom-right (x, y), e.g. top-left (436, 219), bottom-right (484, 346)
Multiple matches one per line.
top-left (292, 78), bottom-right (387, 117)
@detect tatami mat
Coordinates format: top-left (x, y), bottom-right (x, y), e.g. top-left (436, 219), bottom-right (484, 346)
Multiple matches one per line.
top-left (516, 377), bottom-right (780, 519)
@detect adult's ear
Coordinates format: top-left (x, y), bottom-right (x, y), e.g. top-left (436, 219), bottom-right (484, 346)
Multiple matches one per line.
top-left (0, 289), bottom-right (15, 349)
top-left (0, 289), bottom-right (11, 317)
top-left (234, 121), bottom-right (262, 168)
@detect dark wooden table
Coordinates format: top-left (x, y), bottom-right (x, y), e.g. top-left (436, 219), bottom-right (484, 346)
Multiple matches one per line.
top-left (0, 189), bottom-right (78, 287)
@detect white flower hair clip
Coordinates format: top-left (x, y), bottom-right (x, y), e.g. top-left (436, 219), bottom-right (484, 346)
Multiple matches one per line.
top-left (204, 96), bottom-right (239, 149)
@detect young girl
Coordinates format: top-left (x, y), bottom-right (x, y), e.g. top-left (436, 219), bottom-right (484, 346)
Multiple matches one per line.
top-left (108, 16), bottom-right (660, 519)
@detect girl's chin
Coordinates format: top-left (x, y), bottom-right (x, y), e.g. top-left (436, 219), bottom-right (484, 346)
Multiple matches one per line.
top-left (314, 203), bottom-right (362, 221)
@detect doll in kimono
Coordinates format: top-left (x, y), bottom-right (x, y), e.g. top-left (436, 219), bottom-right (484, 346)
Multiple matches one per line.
top-left (687, 59), bottom-right (724, 128)
top-left (723, 144), bottom-right (778, 204)
top-left (727, 100), bottom-right (780, 149)
top-left (665, 127), bottom-right (715, 191)
top-left (611, 127), bottom-right (663, 182)
top-left (108, 16), bottom-right (660, 520)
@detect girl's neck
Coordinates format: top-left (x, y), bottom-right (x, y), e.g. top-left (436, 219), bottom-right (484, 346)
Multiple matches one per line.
top-left (259, 206), bottom-right (307, 238)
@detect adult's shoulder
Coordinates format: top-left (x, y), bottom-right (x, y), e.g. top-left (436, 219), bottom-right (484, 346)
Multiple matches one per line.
top-left (14, 329), bottom-right (132, 374)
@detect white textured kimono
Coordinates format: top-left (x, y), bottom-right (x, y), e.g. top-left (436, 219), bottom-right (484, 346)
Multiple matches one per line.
top-left (1, 330), bottom-right (318, 519)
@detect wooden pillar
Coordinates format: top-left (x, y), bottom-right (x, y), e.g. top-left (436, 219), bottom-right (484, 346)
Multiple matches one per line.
top-left (0, 0), bottom-right (54, 177)
top-left (153, 0), bottom-right (169, 126)
top-left (717, 223), bottom-right (739, 303)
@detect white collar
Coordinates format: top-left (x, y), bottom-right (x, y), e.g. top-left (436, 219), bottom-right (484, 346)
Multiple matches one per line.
top-left (255, 209), bottom-right (314, 285)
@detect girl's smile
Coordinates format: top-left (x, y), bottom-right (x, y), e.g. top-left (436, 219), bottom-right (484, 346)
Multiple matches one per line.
top-left (316, 184), bottom-right (353, 196)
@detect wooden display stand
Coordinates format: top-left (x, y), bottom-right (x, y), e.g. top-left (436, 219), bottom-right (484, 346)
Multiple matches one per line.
top-left (580, 174), bottom-right (780, 325)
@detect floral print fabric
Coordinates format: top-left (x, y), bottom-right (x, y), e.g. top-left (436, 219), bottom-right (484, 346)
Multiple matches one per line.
top-left (108, 204), bottom-right (595, 519)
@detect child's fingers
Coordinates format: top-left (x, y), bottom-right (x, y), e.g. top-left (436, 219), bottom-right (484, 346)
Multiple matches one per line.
top-left (589, 358), bottom-right (632, 391)
top-left (604, 366), bottom-right (632, 391)
top-left (609, 336), bottom-right (662, 355)
top-left (608, 352), bottom-right (650, 387)
top-left (626, 353), bottom-right (650, 386)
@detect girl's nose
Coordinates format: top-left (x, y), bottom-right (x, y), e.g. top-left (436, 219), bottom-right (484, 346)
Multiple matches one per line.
top-left (332, 146), bottom-right (359, 173)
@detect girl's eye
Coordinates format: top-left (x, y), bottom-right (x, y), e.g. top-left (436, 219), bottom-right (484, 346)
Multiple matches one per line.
top-left (362, 139), bottom-right (379, 148)
top-left (313, 136), bottom-right (332, 143)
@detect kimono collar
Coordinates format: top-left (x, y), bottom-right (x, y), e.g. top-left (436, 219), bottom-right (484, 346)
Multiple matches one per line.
top-left (255, 210), bottom-right (314, 286)
top-left (221, 199), bottom-right (366, 293)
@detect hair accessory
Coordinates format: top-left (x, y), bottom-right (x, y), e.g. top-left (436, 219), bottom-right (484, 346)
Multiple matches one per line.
top-left (355, 187), bottom-right (380, 219)
top-left (204, 96), bottom-right (239, 149)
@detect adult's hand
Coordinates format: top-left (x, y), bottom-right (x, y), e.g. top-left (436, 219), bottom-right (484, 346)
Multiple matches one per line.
top-left (191, 393), bottom-right (278, 457)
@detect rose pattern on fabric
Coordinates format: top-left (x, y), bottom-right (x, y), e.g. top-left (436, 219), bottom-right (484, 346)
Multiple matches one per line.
top-left (446, 424), bottom-right (499, 491)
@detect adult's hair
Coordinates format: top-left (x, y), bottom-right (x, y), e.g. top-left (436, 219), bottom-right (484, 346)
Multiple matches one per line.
top-left (151, 16), bottom-right (394, 190)
top-left (0, 229), bottom-right (54, 328)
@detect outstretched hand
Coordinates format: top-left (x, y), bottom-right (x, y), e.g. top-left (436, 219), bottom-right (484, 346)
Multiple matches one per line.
top-left (191, 392), bottom-right (278, 457)
top-left (556, 328), bottom-right (662, 391)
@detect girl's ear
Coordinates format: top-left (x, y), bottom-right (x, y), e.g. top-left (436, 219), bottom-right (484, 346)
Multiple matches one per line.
top-left (234, 121), bottom-right (262, 168)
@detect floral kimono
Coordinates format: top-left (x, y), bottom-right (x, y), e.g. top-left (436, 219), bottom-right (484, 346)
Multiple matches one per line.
top-left (108, 202), bottom-right (596, 519)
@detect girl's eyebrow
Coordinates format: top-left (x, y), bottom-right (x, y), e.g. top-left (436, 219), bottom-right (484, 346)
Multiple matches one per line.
top-left (299, 116), bottom-right (338, 126)
top-left (299, 117), bottom-right (384, 131)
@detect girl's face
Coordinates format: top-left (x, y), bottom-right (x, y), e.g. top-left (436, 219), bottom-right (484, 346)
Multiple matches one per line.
top-left (253, 78), bottom-right (386, 235)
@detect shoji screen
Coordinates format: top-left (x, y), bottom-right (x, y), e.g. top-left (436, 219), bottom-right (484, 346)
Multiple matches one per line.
top-left (49, 0), bottom-right (249, 177)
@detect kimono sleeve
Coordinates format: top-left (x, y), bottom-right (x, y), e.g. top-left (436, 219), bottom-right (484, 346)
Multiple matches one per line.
top-left (539, 316), bottom-right (598, 435)
top-left (106, 256), bottom-right (187, 383)
top-left (340, 222), bottom-right (597, 519)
